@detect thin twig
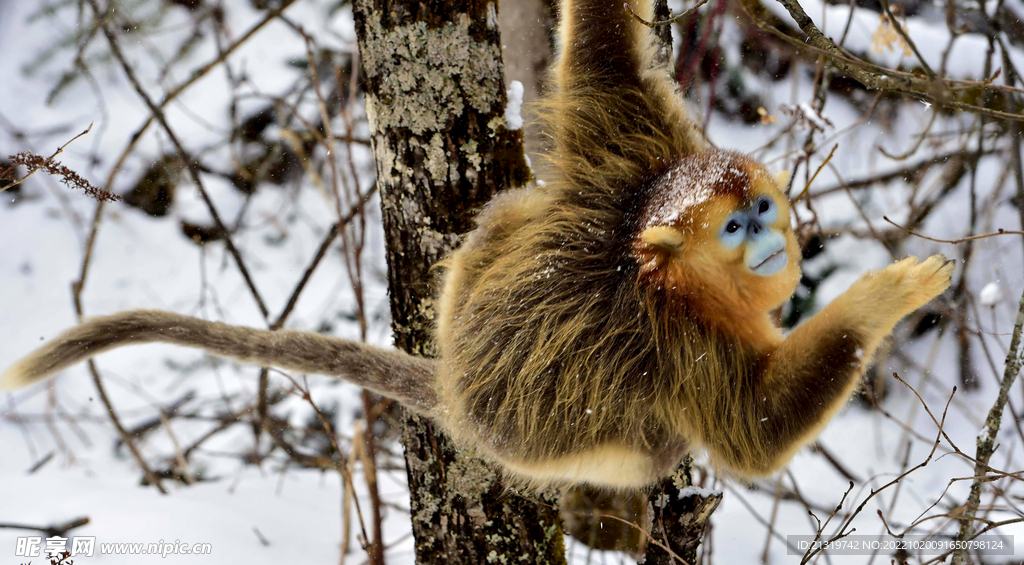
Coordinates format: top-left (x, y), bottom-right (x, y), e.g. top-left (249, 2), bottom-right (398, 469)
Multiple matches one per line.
top-left (624, 0), bottom-right (709, 27)
top-left (89, 0), bottom-right (269, 320)
top-left (791, 143), bottom-right (837, 203)
top-left (1, 123), bottom-right (101, 194)
top-left (877, 0), bottom-right (936, 77)
top-left (882, 216), bottom-right (1024, 244)
top-left (737, 0), bottom-right (1024, 121)
top-left (524, 491), bottom-right (692, 564)
top-left (952, 209), bottom-right (1024, 564)
top-left (279, 374), bottom-right (373, 556)
top-left (808, 147), bottom-right (1001, 198)
top-left (0, 517), bottom-right (90, 538)
top-left (66, 160), bottom-right (166, 494)
top-left (255, 184), bottom-right (376, 463)
top-left (99, 0), bottom-right (299, 199)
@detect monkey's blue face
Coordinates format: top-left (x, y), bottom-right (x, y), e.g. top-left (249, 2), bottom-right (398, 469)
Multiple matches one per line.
top-left (718, 196), bottom-right (788, 276)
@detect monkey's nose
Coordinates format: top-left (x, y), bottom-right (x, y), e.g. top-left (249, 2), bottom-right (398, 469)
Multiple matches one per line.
top-left (748, 220), bottom-right (764, 237)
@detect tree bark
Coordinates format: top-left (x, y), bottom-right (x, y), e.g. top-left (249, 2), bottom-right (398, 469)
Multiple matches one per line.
top-left (643, 458), bottom-right (722, 564)
top-left (352, 1), bottom-right (566, 563)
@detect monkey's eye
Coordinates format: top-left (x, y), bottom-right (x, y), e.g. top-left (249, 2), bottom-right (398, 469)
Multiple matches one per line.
top-left (720, 216), bottom-right (746, 249)
top-left (754, 197), bottom-right (778, 223)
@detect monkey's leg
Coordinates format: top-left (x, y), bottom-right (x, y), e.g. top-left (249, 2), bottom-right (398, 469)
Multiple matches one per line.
top-left (726, 255), bottom-right (953, 475)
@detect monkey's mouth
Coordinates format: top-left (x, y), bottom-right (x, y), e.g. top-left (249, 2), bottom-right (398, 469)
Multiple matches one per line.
top-left (750, 248), bottom-right (787, 276)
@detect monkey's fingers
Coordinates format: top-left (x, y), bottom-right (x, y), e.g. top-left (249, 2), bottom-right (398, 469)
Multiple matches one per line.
top-left (882, 254), bottom-right (953, 316)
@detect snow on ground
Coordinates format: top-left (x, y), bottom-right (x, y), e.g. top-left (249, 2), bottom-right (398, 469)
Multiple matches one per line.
top-left (1, 0), bottom-right (1023, 563)
top-left (0, 2), bottom-right (405, 564)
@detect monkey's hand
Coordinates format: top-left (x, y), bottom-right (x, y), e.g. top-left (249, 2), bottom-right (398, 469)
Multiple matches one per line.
top-left (843, 254), bottom-right (954, 333)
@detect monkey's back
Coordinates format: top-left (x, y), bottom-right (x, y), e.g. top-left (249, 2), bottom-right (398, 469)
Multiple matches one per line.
top-left (433, 186), bottom-right (713, 487)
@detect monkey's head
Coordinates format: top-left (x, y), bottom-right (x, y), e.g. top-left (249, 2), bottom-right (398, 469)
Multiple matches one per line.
top-left (634, 150), bottom-right (801, 317)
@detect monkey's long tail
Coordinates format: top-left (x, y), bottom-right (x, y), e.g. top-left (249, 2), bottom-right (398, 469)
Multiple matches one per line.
top-left (0, 310), bottom-right (438, 415)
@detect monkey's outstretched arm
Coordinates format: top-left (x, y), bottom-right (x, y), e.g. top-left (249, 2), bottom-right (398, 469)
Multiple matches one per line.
top-left (0, 310), bottom-right (438, 415)
top-left (546, 0), bottom-right (703, 191)
top-left (713, 255), bottom-right (953, 476)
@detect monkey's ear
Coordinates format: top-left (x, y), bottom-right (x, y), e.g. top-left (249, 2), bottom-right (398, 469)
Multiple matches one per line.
top-left (773, 170), bottom-right (791, 189)
top-left (640, 226), bottom-right (684, 250)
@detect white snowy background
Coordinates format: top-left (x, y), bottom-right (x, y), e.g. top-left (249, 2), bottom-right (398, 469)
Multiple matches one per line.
top-left (1, 0), bottom-right (1023, 563)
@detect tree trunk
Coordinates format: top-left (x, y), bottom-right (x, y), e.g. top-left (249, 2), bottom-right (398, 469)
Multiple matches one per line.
top-left (352, 1), bottom-right (566, 563)
top-left (643, 458), bottom-right (722, 564)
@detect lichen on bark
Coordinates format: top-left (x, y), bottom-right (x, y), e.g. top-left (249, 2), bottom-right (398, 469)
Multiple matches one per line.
top-left (359, 11), bottom-right (503, 136)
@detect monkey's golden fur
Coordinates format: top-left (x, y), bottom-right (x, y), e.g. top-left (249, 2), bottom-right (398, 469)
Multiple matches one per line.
top-left (434, 0), bottom-right (950, 486)
top-left (1, 0), bottom-right (953, 489)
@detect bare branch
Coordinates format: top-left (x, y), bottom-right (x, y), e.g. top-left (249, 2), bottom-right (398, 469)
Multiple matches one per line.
top-left (624, 0), bottom-right (710, 27)
top-left (883, 216), bottom-right (1024, 244)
